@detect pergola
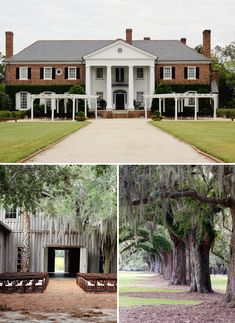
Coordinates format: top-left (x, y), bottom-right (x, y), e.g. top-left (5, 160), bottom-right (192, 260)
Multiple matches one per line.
top-left (29, 93), bottom-right (99, 120)
top-left (143, 92), bottom-right (219, 120)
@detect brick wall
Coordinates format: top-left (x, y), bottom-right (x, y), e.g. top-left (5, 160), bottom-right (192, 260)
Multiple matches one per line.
top-left (6, 63), bottom-right (85, 85)
top-left (155, 64), bottom-right (211, 85)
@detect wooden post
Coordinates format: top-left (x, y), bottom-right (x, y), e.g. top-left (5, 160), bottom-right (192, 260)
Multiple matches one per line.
top-left (175, 97), bottom-right (178, 120)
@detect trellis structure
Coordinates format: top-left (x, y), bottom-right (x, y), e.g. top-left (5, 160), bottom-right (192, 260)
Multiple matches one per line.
top-left (29, 93), bottom-right (99, 120)
top-left (144, 92), bottom-right (219, 120)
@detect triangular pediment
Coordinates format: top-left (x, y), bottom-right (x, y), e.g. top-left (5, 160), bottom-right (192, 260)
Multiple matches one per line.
top-left (83, 39), bottom-right (156, 60)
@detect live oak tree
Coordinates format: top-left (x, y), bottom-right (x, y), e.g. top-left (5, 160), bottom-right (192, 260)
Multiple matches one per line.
top-left (0, 165), bottom-right (73, 272)
top-left (120, 165), bottom-right (235, 307)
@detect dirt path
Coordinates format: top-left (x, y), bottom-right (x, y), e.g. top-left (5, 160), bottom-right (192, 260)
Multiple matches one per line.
top-left (0, 278), bottom-right (116, 322)
top-left (119, 273), bottom-right (235, 323)
top-left (27, 119), bottom-right (213, 163)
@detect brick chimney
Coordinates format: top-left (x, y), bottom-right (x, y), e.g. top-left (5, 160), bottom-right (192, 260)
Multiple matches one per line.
top-left (126, 29), bottom-right (132, 45)
top-left (203, 29), bottom-right (211, 58)
top-left (5, 31), bottom-right (14, 58)
top-left (144, 37), bottom-right (151, 40)
top-left (180, 38), bottom-right (186, 45)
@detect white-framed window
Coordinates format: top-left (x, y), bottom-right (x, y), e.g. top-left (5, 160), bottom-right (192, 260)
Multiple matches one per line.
top-left (68, 67), bottom-right (76, 80)
top-left (185, 91), bottom-right (196, 107)
top-left (96, 68), bottom-right (104, 79)
top-left (96, 92), bottom-right (103, 100)
top-left (20, 67), bottom-right (28, 80)
top-left (44, 67), bottom-right (52, 80)
top-left (136, 91), bottom-right (144, 104)
top-left (163, 67), bottom-right (172, 80)
top-left (137, 68), bottom-right (144, 79)
top-left (188, 67), bottom-right (196, 80)
top-left (5, 208), bottom-right (17, 219)
top-left (20, 92), bottom-right (28, 109)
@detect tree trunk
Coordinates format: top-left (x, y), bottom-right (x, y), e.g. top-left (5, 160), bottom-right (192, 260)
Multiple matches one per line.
top-left (21, 210), bottom-right (31, 272)
top-left (162, 251), bottom-right (173, 280)
top-left (170, 234), bottom-right (187, 285)
top-left (189, 233), bottom-right (213, 293)
top-left (103, 244), bottom-right (112, 273)
top-left (223, 204), bottom-right (235, 307)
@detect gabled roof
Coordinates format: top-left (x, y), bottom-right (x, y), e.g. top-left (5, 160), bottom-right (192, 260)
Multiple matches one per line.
top-left (83, 39), bottom-right (157, 60)
top-left (5, 39), bottom-right (210, 63)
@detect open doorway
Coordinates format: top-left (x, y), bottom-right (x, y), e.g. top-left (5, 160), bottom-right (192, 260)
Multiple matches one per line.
top-left (47, 247), bottom-right (80, 277)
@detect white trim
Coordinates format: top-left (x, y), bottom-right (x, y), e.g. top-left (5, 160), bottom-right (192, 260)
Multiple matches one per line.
top-left (44, 67), bottom-right (52, 80)
top-left (187, 66), bottom-right (196, 80)
top-left (83, 39), bottom-right (157, 60)
top-left (68, 66), bottom-right (76, 80)
top-left (19, 67), bottom-right (28, 80)
top-left (163, 66), bottom-right (172, 80)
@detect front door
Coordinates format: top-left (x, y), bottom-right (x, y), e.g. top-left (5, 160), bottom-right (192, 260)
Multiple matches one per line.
top-left (116, 93), bottom-right (125, 110)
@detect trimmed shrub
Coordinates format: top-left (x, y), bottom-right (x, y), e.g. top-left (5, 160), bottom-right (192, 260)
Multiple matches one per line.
top-left (0, 92), bottom-right (12, 110)
top-left (217, 109), bottom-right (235, 120)
top-left (0, 110), bottom-right (25, 119)
top-left (68, 85), bottom-right (85, 94)
top-left (152, 110), bottom-right (164, 121)
top-left (75, 111), bottom-right (87, 122)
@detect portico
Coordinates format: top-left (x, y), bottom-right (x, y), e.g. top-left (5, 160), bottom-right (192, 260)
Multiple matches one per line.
top-left (84, 40), bottom-right (156, 111)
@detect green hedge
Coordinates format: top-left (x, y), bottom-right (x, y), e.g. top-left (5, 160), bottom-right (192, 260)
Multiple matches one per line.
top-left (217, 109), bottom-right (235, 118)
top-left (0, 110), bottom-right (25, 119)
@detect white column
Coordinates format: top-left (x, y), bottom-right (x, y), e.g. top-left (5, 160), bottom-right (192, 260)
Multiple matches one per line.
top-left (72, 99), bottom-right (75, 121)
top-left (84, 99), bottom-right (87, 117)
top-left (51, 98), bottom-right (55, 121)
top-left (95, 98), bottom-right (98, 119)
top-left (56, 99), bottom-right (59, 113)
top-left (214, 95), bottom-right (218, 119)
top-left (85, 66), bottom-right (91, 95)
top-left (31, 98), bottom-right (34, 120)
top-left (175, 97), bottom-right (178, 120)
top-left (159, 98), bottom-right (162, 114)
top-left (106, 65), bottom-right (112, 109)
top-left (149, 65), bottom-right (155, 95)
top-left (128, 65), bottom-right (134, 109)
top-left (195, 97), bottom-right (198, 120)
top-left (44, 103), bottom-right (47, 114)
top-left (163, 98), bottom-right (166, 113)
top-left (64, 99), bottom-right (67, 114)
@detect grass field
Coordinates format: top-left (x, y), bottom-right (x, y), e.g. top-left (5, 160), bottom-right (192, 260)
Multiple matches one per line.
top-left (151, 120), bottom-right (235, 162)
top-left (0, 121), bottom-right (88, 162)
top-left (119, 272), bottom-right (227, 308)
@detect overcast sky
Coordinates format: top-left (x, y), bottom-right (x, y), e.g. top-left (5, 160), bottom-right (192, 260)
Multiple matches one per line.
top-left (0, 0), bottom-right (234, 55)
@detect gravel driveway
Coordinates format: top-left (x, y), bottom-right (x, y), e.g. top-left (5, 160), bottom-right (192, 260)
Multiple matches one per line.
top-left (27, 119), bottom-right (214, 163)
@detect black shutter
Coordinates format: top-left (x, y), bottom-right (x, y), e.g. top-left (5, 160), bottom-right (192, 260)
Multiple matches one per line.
top-left (172, 67), bottom-right (175, 79)
top-left (52, 68), bottom-right (56, 79)
top-left (76, 67), bottom-right (80, 79)
top-left (16, 67), bottom-right (19, 79)
top-left (160, 67), bottom-right (163, 79)
top-left (40, 67), bottom-right (44, 79)
top-left (65, 67), bottom-right (68, 79)
top-left (184, 67), bottom-right (188, 79)
top-left (196, 67), bottom-right (200, 79)
top-left (28, 68), bottom-right (31, 80)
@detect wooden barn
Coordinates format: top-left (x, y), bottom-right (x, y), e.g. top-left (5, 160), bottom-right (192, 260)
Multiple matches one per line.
top-left (0, 207), bottom-right (116, 275)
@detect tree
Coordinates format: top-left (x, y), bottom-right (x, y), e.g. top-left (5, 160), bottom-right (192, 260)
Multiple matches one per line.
top-left (0, 53), bottom-right (5, 84)
top-left (0, 165), bottom-right (75, 271)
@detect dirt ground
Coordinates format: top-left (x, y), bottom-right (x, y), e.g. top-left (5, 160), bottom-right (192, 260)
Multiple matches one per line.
top-left (119, 274), bottom-right (235, 323)
top-left (0, 278), bottom-right (117, 322)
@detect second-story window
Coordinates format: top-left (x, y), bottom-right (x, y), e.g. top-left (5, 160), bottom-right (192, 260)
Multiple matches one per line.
top-left (116, 68), bottom-right (124, 82)
top-left (136, 68), bottom-right (144, 79)
top-left (68, 67), bottom-right (76, 80)
top-left (44, 67), bottom-right (52, 80)
top-left (96, 68), bottom-right (104, 79)
top-left (5, 208), bottom-right (17, 219)
top-left (163, 67), bottom-right (172, 79)
top-left (20, 67), bottom-right (28, 80)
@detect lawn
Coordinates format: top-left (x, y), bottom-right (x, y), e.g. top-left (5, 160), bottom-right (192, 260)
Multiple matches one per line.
top-left (0, 121), bottom-right (88, 162)
top-left (211, 275), bottom-right (227, 291)
top-left (120, 296), bottom-right (202, 307)
top-left (151, 120), bottom-right (235, 162)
